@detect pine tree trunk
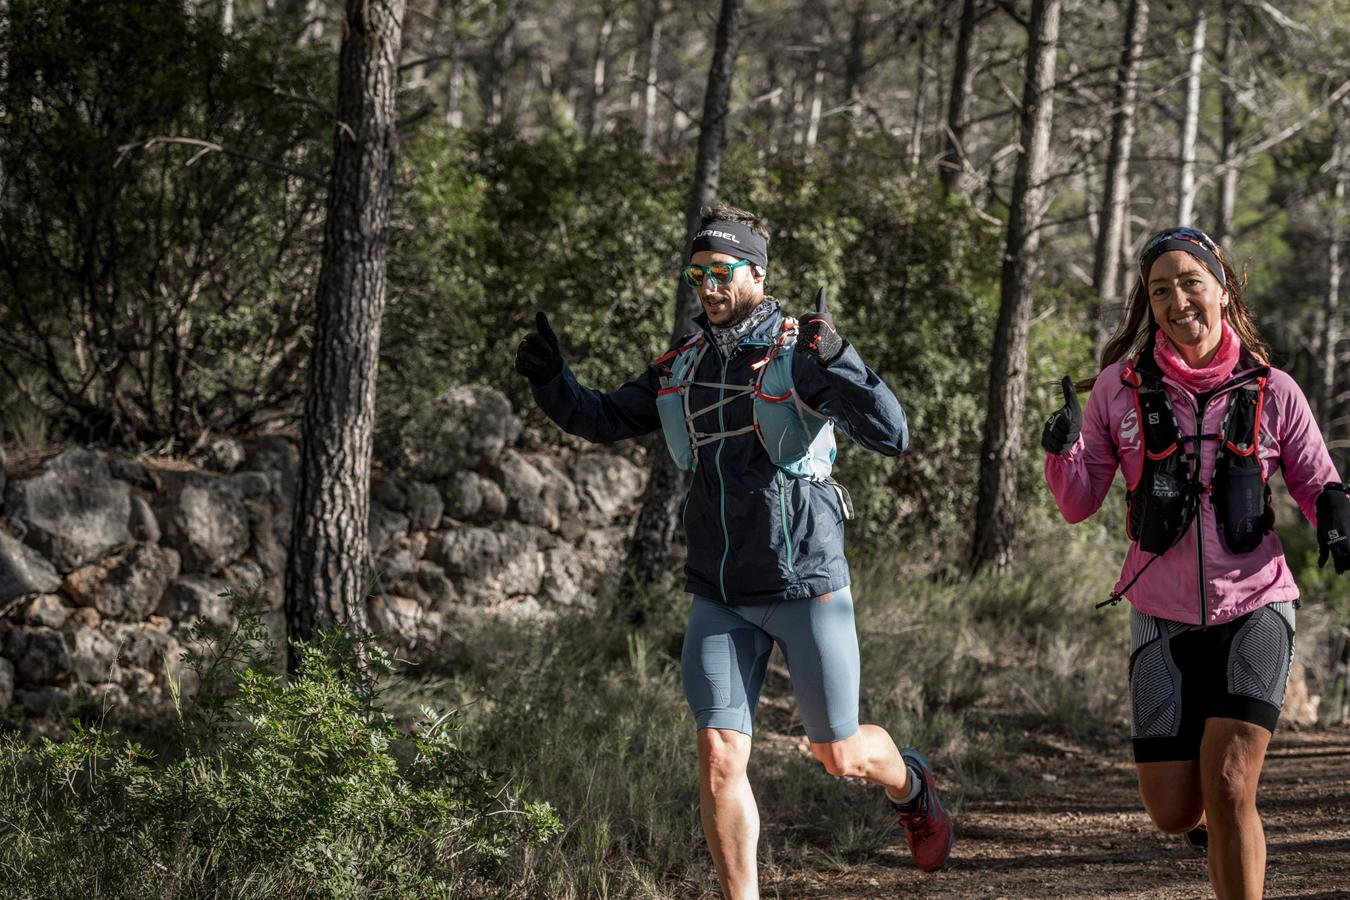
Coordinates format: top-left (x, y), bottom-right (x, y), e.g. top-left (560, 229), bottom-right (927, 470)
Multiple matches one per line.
top-left (284, 0), bottom-right (406, 664)
top-left (841, 0), bottom-right (869, 128)
top-left (909, 30), bottom-right (930, 169)
top-left (1323, 116), bottom-right (1345, 430)
top-left (805, 52), bottom-right (825, 148)
top-left (622, 0), bottom-right (745, 600)
top-left (1178, 2), bottom-right (1207, 227)
top-left (1215, 0), bottom-right (1239, 247)
top-left (299, 0), bottom-right (325, 46)
top-left (939, 0), bottom-right (980, 195)
top-left (585, 1), bottom-right (615, 139)
top-left (1093, 0), bottom-right (1149, 356)
top-left (641, 6), bottom-right (662, 151)
top-left (970, 0), bottom-right (1061, 572)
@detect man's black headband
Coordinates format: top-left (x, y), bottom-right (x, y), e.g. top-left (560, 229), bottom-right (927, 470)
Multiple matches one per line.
top-left (1139, 227), bottom-right (1227, 289)
top-left (687, 220), bottom-right (768, 268)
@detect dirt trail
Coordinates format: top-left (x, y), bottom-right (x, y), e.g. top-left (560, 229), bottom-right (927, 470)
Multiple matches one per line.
top-left (768, 727), bottom-right (1350, 899)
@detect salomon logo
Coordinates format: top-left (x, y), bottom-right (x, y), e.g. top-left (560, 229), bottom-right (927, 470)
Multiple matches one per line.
top-left (1331, 529), bottom-right (1346, 544)
top-left (697, 229), bottom-right (741, 243)
top-left (1148, 413), bottom-right (1161, 425)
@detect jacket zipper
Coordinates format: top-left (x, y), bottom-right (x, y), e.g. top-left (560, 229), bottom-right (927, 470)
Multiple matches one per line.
top-left (715, 351), bottom-right (731, 603)
top-left (1191, 389), bottom-right (1209, 627)
top-left (777, 471), bottom-right (794, 572)
top-left (1176, 365), bottom-right (1263, 627)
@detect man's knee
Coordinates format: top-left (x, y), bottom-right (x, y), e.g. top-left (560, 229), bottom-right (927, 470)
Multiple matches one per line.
top-left (699, 728), bottom-right (751, 790)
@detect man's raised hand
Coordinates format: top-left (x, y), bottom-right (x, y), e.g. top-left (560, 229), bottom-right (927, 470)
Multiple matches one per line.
top-left (798, 286), bottom-right (844, 365)
top-left (515, 311), bottom-right (564, 386)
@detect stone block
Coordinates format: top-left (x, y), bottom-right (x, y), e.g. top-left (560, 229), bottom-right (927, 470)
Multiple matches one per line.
top-left (369, 504), bottom-right (410, 555)
top-left (405, 481), bottom-right (444, 532)
top-left (65, 544), bottom-right (181, 622)
top-left (20, 595), bottom-right (67, 630)
top-left (0, 529), bottom-right (62, 603)
top-left (71, 627), bottom-right (121, 683)
top-left (128, 496), bottom-right (161, 543)
top-left (160, 575), bottom-right (233, 631)
top-left (161, 478), bottom-right (250, 573)
top-left (401, 385), bottom-right (522, 478)
top-left (6, 626), bottom-right (73, 685)
top-left (5, 449), bottom-right (131, 571)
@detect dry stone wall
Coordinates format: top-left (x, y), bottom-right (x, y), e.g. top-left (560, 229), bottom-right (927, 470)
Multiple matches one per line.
top-left (0, 386), bottom-right (645, 719)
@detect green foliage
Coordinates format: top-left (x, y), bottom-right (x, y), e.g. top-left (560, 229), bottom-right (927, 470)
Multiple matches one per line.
top-left (381, 128), bottom-right (686, 458)
top-left (0, 0), bottom-right (332, 445)
top-left (0, 595), bottom-right (559, 898)
top-left (433, 608), bottom-right (703, 898)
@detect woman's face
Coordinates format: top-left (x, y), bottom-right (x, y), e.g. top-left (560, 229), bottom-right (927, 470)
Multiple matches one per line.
top-left (1147, 250), bottom-right (1228, 362)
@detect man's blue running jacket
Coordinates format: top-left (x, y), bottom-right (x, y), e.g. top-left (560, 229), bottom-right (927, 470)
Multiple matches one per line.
top-left (530, 300), bottom-right (908, 605)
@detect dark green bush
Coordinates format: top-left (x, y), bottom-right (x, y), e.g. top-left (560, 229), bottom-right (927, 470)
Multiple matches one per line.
top-left (0, 0), bottom-right (332, 445)
top-left (0, 597), bottom-right (559, 898)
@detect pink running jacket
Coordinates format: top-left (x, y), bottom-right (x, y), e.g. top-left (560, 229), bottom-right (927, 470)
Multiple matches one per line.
top-left (1045, 357), bottom-right (1339, 625)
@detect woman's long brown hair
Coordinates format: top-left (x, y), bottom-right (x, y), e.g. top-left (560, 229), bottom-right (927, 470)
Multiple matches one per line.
top-left (1082, 250), bottom-right (1269, 391)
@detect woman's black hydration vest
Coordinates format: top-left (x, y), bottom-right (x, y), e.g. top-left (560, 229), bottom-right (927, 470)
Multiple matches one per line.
top-left (1121, 354), bottom-right (1274, 556)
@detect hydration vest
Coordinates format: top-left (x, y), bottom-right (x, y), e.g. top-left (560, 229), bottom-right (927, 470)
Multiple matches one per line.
top-left (1121, 356), bottom-right (1273, 556)
top-left (653, 319), bottom-right (851, 514)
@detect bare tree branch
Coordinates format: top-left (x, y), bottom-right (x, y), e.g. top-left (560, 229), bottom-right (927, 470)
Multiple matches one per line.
top-left (116, 137), bottom-right (324, 184)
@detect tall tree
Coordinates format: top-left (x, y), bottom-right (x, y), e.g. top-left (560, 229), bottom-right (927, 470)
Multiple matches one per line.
top-left (639, 0), bottom-right (663, 151)
top-left (908, 27), bottom-right (930, 169)
top-left (1093, 0), bottom-right (1150, 353)
top-left (1177, 1), bottom-right (1207, 226)
top-left (284, 0), bottom-right (407, 660)
top-left (1322, 108), bottom-right (1346, 428)
top-left (584, 0), bottom-right (616, 138)
top-left (841, 0), bottom-right (871, 128)
top-left (970, 0), bottom-right (1062, 571)
top-left (623, 0), bottom-right (745, 596)
top-left (939, 0), bottom-right (981, 194)
top-left (1215, 0), bottom-right (1240, 246)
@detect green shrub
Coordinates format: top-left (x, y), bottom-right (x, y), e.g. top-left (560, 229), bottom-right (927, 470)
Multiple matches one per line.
top-left (0, 0), bottom-right (334, 445)
top-left (0, 597), bottom-right (559, 898)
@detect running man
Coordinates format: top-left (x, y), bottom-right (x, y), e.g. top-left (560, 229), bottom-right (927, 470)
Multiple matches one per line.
top-left (515, 204), bottom-right (954, 897)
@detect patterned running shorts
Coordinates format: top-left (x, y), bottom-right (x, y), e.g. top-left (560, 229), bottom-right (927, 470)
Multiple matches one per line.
top-left (1129, 601), bottom-right (1295, 763)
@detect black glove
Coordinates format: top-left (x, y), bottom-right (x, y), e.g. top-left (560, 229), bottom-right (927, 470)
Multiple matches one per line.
top-left (1041, 376), bottom-right (1082, 455)
top-left (514, 311), bottom-right (564, 386)
top-left (798, 286), bottom-right (844, 365)
top-left (1317, 484), bottom-right (1350, 573)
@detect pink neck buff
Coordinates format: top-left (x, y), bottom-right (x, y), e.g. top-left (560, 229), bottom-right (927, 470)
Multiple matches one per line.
top-left (1153, 320), bottom-right (1240, 393)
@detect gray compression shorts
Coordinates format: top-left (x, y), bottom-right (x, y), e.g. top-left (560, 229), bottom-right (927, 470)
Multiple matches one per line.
top-left (1129, 601), bottom-right (1296, 763)
top-left (681, 587), bottom-right (860, 744)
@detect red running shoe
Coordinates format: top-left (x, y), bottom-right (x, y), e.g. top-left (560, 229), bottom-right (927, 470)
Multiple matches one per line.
top-left (893, 748), bottom-right (954, 871)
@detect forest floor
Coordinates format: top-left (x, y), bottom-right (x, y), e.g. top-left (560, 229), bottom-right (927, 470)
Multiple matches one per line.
top-left (749, 724), bottom-right (1350, 899)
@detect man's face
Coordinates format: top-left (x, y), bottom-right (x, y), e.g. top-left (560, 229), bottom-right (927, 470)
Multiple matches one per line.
top-left (690, 250), bottom-right (765, 328)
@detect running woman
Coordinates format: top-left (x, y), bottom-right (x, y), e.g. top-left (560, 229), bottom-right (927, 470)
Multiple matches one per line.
top-left (515, 204), bottom-right (954, 898)
top-left (1041, 226), bottom-right (1350, 900)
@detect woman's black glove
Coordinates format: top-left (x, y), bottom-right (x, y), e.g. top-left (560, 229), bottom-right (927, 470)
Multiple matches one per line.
top-left (515, 311), bottom-right (564, 386)
top-left (798, 286), bottom-right (844, 365)
top-left (1041, 376), bottom-right (1082, 455)
top-left (1317, 483), bottom-right (1350, 573)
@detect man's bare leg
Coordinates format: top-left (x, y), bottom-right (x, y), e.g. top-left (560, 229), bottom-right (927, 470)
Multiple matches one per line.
top-left (809, 723), bottom-right (909, 793)
top-left (698, 727), bottom-right (758, 900)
